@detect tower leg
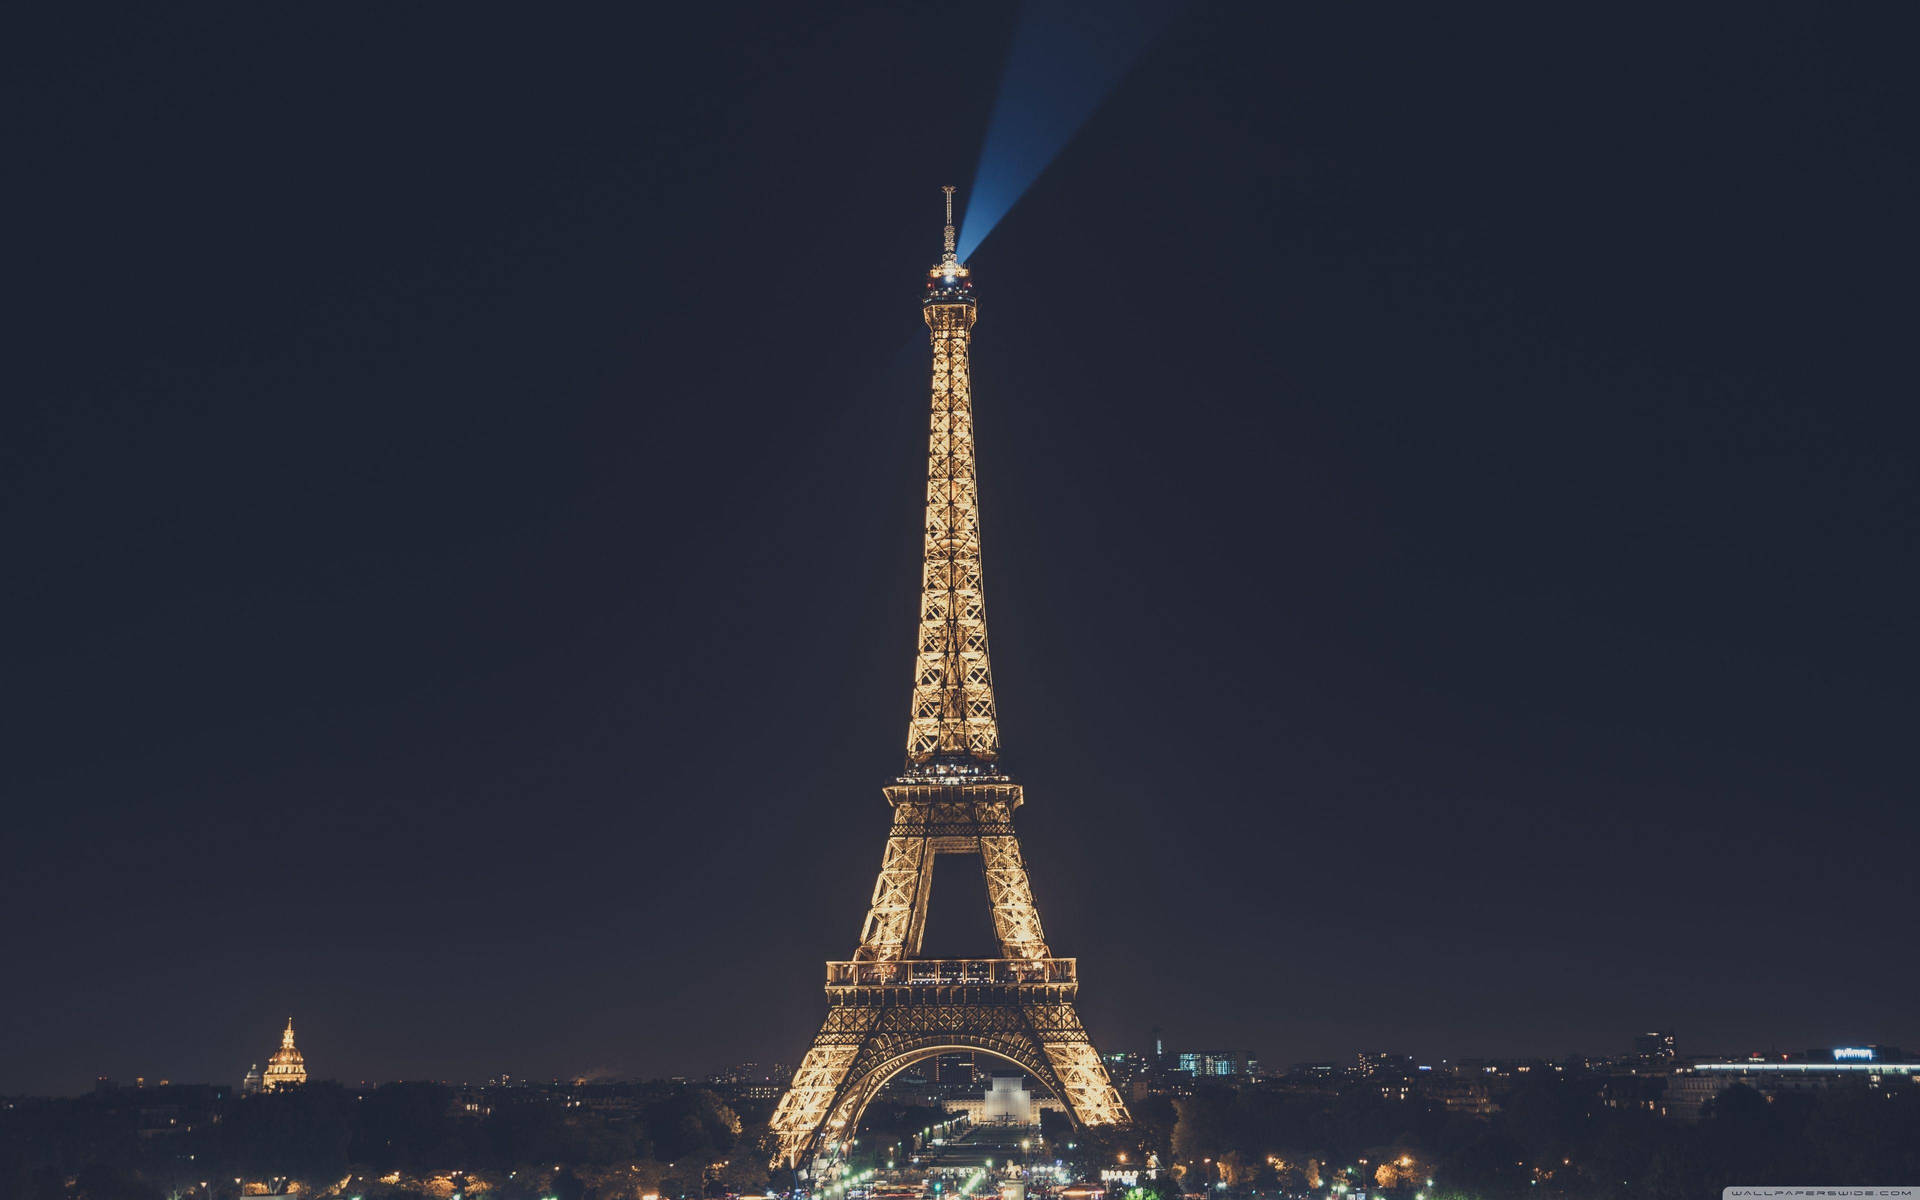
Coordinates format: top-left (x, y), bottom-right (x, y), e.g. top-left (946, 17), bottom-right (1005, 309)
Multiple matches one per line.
top-left (856, 835), bottom-right (931, 959)
top-left (771, 1007), bottom-right (880, 1168)
top-left (1029, 1003), bottom-right (1130, 1126)
top-left (979, 835), bottom-right (1050, 959)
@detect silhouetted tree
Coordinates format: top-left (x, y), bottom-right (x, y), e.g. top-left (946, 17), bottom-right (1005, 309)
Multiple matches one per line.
top-left (70, 1164), bottom-right (164, 1200)
top-left (214, 1083), bottom-right (352, 1179)
top-left (348, 1081), bottom-right (459, 1168)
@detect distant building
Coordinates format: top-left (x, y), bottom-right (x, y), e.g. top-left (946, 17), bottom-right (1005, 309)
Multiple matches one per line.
top-left (1175, 1051), bottom-right (1257, 1078)
top-left (1599, 1074), bottom-right (1664, 1115)
top-left (1432, 1079), bottom-right (1496, 1115)
top-left (259, 1017), bottom-right (308, 1091)
top-left (937, 1052), bottom-right (979, 1088)
top-left (136, 1104), bottom-right (190, 1139)
top-left (240, 1064), bottom-right (264, 1095)
top-left (1356, 1051), bottom-right (1418, 1079)
top-left (983, 1075), bottom-right (1035, 1122)
top-left (1661, 1053), bottom-right (1920, 1120)
top-left (947, 1075), bottom-right (1063, 1125)
top-left (1633, 1031), bottom-right (1677, 1062)
top-left (710, 1062), bottom-right (784, 1102)
top-left (1102, 1051), bottom-right (1149, 1099)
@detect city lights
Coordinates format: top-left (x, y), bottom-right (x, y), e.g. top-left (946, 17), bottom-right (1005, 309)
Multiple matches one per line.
top-left (13, 12), bottom-right (1916, 1200)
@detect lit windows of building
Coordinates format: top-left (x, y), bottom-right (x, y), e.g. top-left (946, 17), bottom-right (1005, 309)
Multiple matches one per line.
top-left (1356, 1052), bottom-right (1418, 1079)
top-left (1660, 1050), bottom-right (1920, 1120)
top-left (1633, 1031), bottom-right (1677, 1062)
top-left (1173, 1051), bottom-right (1256, 1078)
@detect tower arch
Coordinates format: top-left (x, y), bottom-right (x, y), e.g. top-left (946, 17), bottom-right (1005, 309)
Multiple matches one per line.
top-left (811, 1042), bottom-right (1068, 1163)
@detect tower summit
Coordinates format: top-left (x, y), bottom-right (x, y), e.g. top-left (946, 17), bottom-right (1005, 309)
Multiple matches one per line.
top-left (910, 185), bottom-right (995, 774)
top-left (769, 189), bottom-right (1128, 1170)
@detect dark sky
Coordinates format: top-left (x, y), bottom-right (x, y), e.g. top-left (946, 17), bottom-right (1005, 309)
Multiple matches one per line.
top-left (6, 5), bottom-right (1918, 1096)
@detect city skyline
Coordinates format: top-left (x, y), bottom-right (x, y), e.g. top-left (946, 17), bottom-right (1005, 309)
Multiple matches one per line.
top-left (62, 1021), bottom-right (1917, 1103)
top-left (7, 3), bottom-right (1919, 1104)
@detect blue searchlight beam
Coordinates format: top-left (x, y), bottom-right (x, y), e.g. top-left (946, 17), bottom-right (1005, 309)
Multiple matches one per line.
top-left (957, 0), bottom-right (1179, 262)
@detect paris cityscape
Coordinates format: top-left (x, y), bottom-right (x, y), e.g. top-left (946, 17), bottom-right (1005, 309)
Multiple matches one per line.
top-left (7, 4), bottom-right (1917, 1200)
top-left (14, 1027), bottom-right (1920, 1199)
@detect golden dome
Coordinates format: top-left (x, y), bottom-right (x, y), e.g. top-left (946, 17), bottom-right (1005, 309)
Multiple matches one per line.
top-left (261, 1017), bottom-right (308, 1090)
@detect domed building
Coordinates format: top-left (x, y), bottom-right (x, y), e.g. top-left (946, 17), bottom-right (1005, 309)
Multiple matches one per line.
top-left (260, 1017), bottom-right (308, 1091)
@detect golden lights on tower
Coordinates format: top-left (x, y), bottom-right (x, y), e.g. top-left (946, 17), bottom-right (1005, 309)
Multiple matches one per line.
top-left (768, 189), bottom-right (1128, 1170)
top-left (908, 183), bottom-right (996, 771)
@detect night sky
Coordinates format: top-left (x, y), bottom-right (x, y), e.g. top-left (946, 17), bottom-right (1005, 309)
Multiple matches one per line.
top-left (7, 6), bottom-right (1918, 1096)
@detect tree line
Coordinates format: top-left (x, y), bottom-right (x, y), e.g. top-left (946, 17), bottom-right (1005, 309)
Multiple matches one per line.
top-left (0, 1081), bottom-right (773, 1200)
top-left (1128, 1077), bottom-right (1920, 1199)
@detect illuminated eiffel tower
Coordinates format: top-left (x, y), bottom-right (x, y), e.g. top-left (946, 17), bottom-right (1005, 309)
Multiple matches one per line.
top-left (769, 188), bottom-right (1130, 1169)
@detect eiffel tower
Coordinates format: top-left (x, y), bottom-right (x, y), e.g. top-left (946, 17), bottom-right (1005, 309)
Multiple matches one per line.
top-left (769, 188), bottom-right (1130, 1169)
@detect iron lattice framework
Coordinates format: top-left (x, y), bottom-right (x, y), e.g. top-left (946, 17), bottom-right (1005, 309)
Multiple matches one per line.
top-left (909, 229), bottom-right (996, 766)
top-left (770, 189), bottom-right (1129, 1170)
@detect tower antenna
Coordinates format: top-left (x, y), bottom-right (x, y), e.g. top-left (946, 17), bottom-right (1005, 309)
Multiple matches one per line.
top-left (942, 185), bottom-right (957, 262)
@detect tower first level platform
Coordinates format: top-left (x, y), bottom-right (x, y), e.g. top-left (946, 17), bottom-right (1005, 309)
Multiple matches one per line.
top-left (769, 783), bottom-right (1128, 1168)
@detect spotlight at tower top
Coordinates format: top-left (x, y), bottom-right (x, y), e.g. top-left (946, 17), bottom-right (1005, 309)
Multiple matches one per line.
top-left (924, 185), bottom-right (976, 308)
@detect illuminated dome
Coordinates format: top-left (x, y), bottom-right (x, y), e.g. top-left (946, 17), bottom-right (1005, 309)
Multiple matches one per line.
top-left (261, 1017), bottom-right (308, 1091)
